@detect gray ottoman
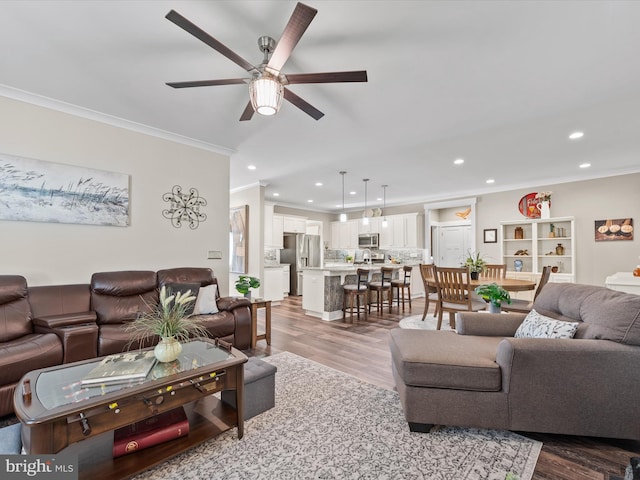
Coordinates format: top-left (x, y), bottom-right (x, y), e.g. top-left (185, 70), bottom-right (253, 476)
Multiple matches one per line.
top-left (222, 357), bottom-right (277, 420)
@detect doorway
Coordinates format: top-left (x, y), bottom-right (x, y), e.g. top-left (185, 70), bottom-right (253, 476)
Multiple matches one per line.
top-left (432, 224), bottom-right (472, 267)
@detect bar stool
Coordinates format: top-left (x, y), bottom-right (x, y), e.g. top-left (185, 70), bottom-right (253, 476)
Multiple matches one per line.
top-left (343, 269), bottom-right (369, 321)
top-left (368, 267), bottom-right (393, 314)
top-left (391, 265), bottom-right (412, 312)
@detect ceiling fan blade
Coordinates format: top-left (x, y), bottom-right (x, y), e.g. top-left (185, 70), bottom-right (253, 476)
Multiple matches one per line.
top-left (167, 79), bottom-right (248, 88)
top-left (286, 71), bottom-right (368, 84)
top-left (166, 10), bottom-right (256, 73)
top-left (239, 101), bottom-right (255, 122)
top-left (266, 3), bottom-right (317, 73)
top-left (283, 88), bottom-right (324, 120)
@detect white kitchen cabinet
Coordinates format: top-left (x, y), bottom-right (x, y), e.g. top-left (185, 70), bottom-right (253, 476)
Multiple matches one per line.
top-left (500, 216), bottom-right (575, 284)
top-left (263, 204), bottom-right (284, 248)
top-left (283, 216), bottom-right (307, 233)
top-left (282, 264), bottom-right (290, 295)
top-left (330, 220), bottom-right (358, 249)
top-left (379, 217), bottom-right (394, 248)
top-left (263, 267), bottom-right (284, 302)
top-left (272, 215), bottom-right (284, 248)
top-left (380, 213), bottom-right (420, 248)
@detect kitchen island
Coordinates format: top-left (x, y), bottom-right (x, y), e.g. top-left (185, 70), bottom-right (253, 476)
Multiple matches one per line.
top-left (301, 264), bottom-right (404, 321)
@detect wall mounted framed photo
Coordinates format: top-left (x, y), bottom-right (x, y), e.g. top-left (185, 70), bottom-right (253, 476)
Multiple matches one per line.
top-left (230, 205), bottom-right (248, 273)
top-left (483, 228), bottom-right (497, 243)
top-left (594, 218), bottom-right (633, 241)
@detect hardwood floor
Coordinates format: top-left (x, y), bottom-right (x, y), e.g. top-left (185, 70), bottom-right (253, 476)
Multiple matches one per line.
top-left (251, 295), bottom-right (639, 480)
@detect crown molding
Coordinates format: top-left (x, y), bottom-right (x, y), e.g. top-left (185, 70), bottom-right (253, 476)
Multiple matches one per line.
top-left (0, 84), bottom-right (235, 156)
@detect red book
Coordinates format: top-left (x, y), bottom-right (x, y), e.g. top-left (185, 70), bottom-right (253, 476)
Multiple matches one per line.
top-left (113, 407), bottom-right (189, 457)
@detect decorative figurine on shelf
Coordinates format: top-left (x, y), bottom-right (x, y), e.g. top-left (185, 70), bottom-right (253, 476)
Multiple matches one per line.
top-left (514, 259), bottom-right (523, 272)
top-left (514, 226), bottom-right (524, 239)
top-left (549, 224), bottom-right (555, 238)
top-left (555, 243), bottom-right (565, 256)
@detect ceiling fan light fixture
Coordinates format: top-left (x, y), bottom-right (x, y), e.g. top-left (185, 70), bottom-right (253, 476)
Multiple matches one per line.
top-left (249, 74), bottom-right (284, 116)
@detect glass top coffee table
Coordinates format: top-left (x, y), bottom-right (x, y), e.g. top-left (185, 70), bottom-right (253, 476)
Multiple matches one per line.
top-left (14, 338), bottom-right (247, 480)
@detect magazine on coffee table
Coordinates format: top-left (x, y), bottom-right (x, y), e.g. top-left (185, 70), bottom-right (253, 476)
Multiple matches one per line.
top-left (82, 350), bottom-right (157, 386)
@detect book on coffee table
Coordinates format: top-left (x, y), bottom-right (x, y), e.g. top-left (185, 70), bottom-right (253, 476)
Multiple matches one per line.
top-left (81, 351), bottom-right (157, 386)
top-left (113, 407), bottom-right (189, 457)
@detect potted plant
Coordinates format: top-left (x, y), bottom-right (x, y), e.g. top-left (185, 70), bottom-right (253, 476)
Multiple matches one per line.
top-left (126, 285), bottom-right (208, 362)
top-left (462, 250), bottom-right (486, 280)
top-left (235, 275), bottom-right (260, 299)
top-left (475, 283), bottom-right (511, 313)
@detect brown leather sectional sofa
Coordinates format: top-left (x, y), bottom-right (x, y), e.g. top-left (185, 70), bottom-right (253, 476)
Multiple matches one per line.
top-left (0, 267), bottom-right (251, 417)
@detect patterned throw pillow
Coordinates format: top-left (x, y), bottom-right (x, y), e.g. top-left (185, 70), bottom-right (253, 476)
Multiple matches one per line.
top-left (514, 309), bottom-right (580, 339)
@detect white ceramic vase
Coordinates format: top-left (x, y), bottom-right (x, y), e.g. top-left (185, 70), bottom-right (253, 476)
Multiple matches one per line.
top-left (154, 336), bottom-right (182, 363)
top-left (537, 201), bottom-right (551, 219)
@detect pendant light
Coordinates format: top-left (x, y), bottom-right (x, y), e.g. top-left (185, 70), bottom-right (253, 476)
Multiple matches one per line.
top-left (362, 178), bottom-right (369, 226)
top-left (381, 184), bottom-right (388, 228)
top-left (339, 171), bottom-right (347, 222)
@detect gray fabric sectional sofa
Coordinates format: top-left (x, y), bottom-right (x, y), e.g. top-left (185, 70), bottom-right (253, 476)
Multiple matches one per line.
top-left (390, 282), bottom-right (640, 440)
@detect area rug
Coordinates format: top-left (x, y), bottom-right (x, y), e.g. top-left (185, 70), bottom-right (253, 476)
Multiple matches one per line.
top-left (134, 352), bottom-right (541, 480)
top-left (399, 314), bottom-right (455, 331)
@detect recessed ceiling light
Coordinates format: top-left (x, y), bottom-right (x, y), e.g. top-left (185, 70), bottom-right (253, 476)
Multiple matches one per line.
top-left (307, 199), bottom-right (313, 203)
top-left (569, 131), bottom-right (584, 140)
top-left (315, 182), bottom-right (323, 187)
top-left (248, 164), bottom-right (257, 170)
top-left (579, 163), bottom-right (591, 169)
top-left (376, 197), bottom-right (382, 201)
top-left (349, 191), bottom-right (356, 195)
top-left (273, 192), bottom-right (280, 197)
top-left (335, 204), bottom-right (341, 208)
top-left (454, 158), bottom-right (464, 165)
top-left (486, 179), bottom-right (495, 184)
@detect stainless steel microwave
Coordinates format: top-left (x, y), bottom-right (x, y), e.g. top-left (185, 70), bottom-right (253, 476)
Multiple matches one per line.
top-left (358, 233), bottom-right (379, 248)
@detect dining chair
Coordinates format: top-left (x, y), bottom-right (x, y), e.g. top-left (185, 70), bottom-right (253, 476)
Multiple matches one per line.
top-left (434, 266), bottom-right (487, 330)
top-left (502, 266), bottom-right (552, 313)
top-left (391, 265), bottom-right (413, 312)
top-left (343, 269), bottom-right (370, 321)
top-left (368, 267), bottom-right (394, 314)
top-left (419, 263), bottom-right (439, 321)
top-left (481, 264), bottom-right (507, 279)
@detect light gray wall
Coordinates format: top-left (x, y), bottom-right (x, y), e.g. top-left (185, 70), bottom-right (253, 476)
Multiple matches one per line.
top-left (475, 173), bottom-right (640, 286)
top-left (0, 96), bottom-right (232, 292)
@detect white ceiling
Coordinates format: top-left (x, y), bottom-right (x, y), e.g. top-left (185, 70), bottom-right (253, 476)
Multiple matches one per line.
top-left (1, 0), bottom-right (639, 213)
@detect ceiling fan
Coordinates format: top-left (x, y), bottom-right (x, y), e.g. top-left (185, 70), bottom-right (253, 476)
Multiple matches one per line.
top-left (165, 2), bottom-right (368, 121)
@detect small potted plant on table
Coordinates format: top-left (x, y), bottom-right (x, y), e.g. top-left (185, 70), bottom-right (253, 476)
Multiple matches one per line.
top-left (475, 283), bottom-right (511, 313)
top-left (235, 275), bottom-right (261, 300)
top-left (463, 250), bottom-right (486, 280)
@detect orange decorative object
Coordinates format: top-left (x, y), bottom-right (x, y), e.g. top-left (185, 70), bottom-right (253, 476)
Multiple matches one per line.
top-left (634, 266), bottom-right (640, 277)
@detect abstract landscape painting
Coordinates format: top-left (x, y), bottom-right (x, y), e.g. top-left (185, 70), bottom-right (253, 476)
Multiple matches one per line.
top-left (0, 153), bottom-right (129, 226)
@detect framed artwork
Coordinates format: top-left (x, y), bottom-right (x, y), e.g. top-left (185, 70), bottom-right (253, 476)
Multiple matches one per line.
top-left (483, 228), bottom-right (497, 243)
top-left (230, 205), bottom-right (248, 273)
top-left (594, 218), bottom-right (634, 241)
top-left (0, 153), bottom-right (129, 226)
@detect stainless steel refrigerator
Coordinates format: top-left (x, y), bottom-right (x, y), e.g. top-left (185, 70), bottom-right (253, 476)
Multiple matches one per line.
top-left (280, 233), bottom-right (321, 295)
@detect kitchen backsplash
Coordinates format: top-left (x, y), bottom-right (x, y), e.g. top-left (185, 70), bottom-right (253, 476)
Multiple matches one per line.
top-left (265, 246), bottom-right (427, 265)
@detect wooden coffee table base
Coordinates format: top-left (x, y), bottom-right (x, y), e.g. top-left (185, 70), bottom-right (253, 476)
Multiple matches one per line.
top-left (62, 395), bottom-right (237, 480)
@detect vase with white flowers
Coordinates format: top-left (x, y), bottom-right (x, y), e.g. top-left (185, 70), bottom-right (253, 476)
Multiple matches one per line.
top-left (126, 285), bottom-right (208, 362)
top-left (535, 191), bottom-right (552, 219)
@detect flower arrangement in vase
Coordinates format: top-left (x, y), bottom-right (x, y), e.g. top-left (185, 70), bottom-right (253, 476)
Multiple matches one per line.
top-left (535, 191), bottom-right (552, 219)
top-left (126, 285), bottom-right (208, 362)
top-left (475, 283), bottom-right (511, 313)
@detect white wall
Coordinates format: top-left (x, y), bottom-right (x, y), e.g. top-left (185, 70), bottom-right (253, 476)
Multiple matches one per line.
top-left (0, 97), bottom-right (231, 292)
top-left (230, 183), bottom-right (264, 296)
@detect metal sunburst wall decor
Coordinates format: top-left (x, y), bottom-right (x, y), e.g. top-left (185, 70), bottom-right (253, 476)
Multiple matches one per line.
top-left (162, 185), bottom-right (207, 229)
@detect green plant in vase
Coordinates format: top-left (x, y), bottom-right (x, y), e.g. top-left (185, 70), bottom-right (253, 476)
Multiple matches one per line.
top-left (462, 250), bottom-right (486, 279)
top-left (126, 285), bottom-right (208, 362)
top-left (475, 283), bottom-right (511, 313)
top-left (235, 275), bottom-right (261, 299)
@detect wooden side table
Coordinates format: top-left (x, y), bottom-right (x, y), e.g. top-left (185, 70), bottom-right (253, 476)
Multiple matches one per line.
top-left (250, 299), bottom-right (272, 348)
